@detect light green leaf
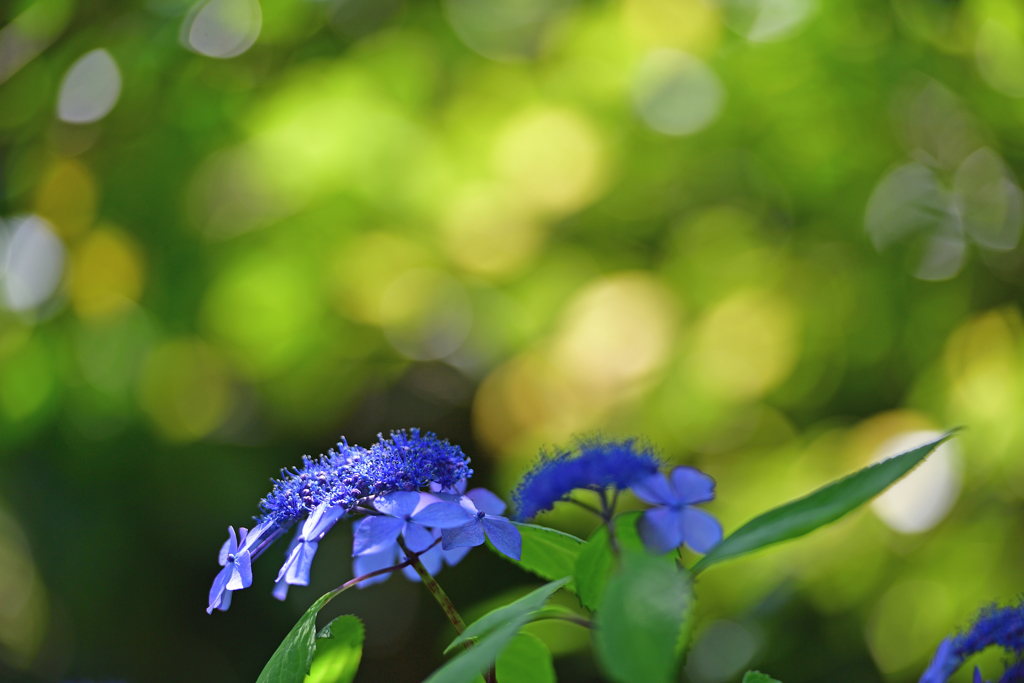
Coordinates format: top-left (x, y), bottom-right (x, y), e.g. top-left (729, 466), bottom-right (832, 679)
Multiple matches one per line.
top-left (425, 618), bottom-right (528, 683)
top-left (594, 551), bottom-right (694, 683)
top-left (256, 590), bottom-right (341, 683)
top-left (742, 671), bottom-right (782, 683)
top-left (574, 512), bottom-right (660, 611)
top-left (487, 523), bottom-right (584, 590)
top-left (444, 578), bottom-right (570, 654)
top-left (691, 431), bottom-right (957, 574)
top-left (306, 616), bottom-right (364, 683)
top-left (495, 633), bottom-right (556, 683)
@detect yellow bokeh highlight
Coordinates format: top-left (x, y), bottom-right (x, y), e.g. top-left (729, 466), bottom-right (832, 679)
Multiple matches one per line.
top-left (622, 0), bottom-right (722, 55)
top-left (0, 507), bottom-right (48, 669)
top-left (139, 339), bottom-right (232, 441)
top-left (690, 290), bottom-right (800, 402)
top-left (493, 106), bottom-right (607, 217)
top-left (440, 184), bottom-right (543, 278)
top-left (866, 579), bottom-right (956, 674)
top-left (329, 231), bottom-right (431, 325)
top-left (68, 226), bottom-right (145, 320)
top-left (33, 159), bottom-right (97, 239)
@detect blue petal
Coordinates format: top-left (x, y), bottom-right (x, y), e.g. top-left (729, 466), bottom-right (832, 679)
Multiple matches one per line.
top-left (285, 540), bottom-right (319, 586)
top-left (218, 526), bottom-right (239, 566)
top-left (207, 566), bottom-right (231, 614)
top-left (402, 522), bottom-right (436, 552)
top-left (466, 488), bottom-right (507, 516)
top-left (670, 467), bottom-right (716, 505)
top-left (631, 473), bottom-right (673, 506)
top-left (637, 506), bottom-right (685, 554)
top-left (679, 507), bottom-right (722, 554)
top-left (302, 503), bottom-right (346, 540)
top-left (442, 543), bottom-right (471, 567)
top-left (482, 516), bottom-right (521, 560)
top-left (353, 516), bottom-right (405, 556)
top-left (920, 638), bottom-right (961, 683)
top-left (373, 491), bottom-right (422, 518)
top-left (441, 520), bottom-right (486, 549)
top-left (217, 587), bottom-right (232, 611)
top-left (412, 501), bottom-right (475, 529)
top-left (241, 519), bottom-right (275, 553)
top-left (225, 549), bottom-right (253, 590)
top-left (272, 576), bottom-right (289, 601)
top-left (402, 543), bottom-right (444, 581)
top-left (353, 545), bottom-right (399, 588)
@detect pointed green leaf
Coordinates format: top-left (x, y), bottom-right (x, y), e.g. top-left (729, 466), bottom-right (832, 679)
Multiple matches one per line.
top-left (574, 512), bottom-right (662, 611)
top-left (426, 617), bottom-right (526, 683)
top-left (487, 523), bottom-right (584, 590)
top-left (444, 578), bottom-right (570, 654)
top-left (306, 616), bottom-right (364, 683)
top-left (742, 672), bottom-right (782, 683)
top-left (495, 633), bottom-right (556, 683)
top-left (256, 590), bottom-right (340, 683)
top-left (691, 431), bottom-right (958, 574)
top-left (594, 551), bottom-right (694, 683)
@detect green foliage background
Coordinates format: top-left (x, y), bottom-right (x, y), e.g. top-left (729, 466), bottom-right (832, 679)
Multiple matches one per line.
top-left (1, 0), bottom-right (1023, 681)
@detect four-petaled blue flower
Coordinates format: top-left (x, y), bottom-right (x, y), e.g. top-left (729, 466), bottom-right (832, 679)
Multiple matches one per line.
top-left (208, 525), bottom-right (258, 613)
top-left (442, 489), bottom-right (522, 561)
top-left (633, 466), bottom-right (722, 555)
top-left (352, 491), bottom-right (473, 557)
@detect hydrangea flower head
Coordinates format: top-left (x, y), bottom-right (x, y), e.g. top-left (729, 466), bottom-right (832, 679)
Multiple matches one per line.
top-left (920, 598), bottom-right (1024, 683)
top-left (512, 437), bottom-right (660, 521)
top-left (634, 466), bottom-right (722, 554)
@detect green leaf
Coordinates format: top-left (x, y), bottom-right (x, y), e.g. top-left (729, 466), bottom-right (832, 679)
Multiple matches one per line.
top-left (742, 672), bottom-right (782, 683)
top-left (487, 523), bottom-right (584, 590)
top-left (425, 618), bottom-right (526, 683)
top-left (594, 551), bottom-right (694, 683)
top-left (495, 633), bottom-right (556, 683)
top-left (257, 591), bottom-right (341, 683)
top-left (574, 512), bottom-right (660, 611)
top-left (691, 431), bottom-right (957, 574)
top-left (444, 577), bottom-right (571, 653)
top-left (306, 616), bottom-right (364, 683)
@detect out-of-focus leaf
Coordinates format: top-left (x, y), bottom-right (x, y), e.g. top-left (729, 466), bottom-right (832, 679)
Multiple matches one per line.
top-left (574, 512), bottom-right (654, 611)
top-left (594, 551), bottom-right (693, 683)
top-left (495, 633), bottom-right (556, 683)
top-left (487, 523), bottom-right (584, 590)
top-left (692, 431), bottom-right (957, 574)
top-left (306, 615), bottom-right (364, 683)
top-left (742, 672), bottom-right (782, 683)
top-left (444, 578), bottom-right (570, 653)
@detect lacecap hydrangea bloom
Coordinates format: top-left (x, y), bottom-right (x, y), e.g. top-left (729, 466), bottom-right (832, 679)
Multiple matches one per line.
top-left (208, 429), bottom-right (520, 612)
top-left (920, 598), bottom-right (1024, 683)
top-left (512, 436), bottom-right (722, 556)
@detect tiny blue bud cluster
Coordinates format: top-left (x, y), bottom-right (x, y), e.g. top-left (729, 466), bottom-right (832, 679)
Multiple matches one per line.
top-left (512, 436), bottom-right (661, 521)
top-left (920, 598), bottom-right (1024, 683)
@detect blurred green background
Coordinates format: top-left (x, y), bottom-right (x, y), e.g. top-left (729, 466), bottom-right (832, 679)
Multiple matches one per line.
top-left (2, 0), bottom-right (1024, 681)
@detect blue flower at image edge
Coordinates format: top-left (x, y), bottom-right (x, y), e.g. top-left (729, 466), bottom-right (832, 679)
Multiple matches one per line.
top-left (633, 466), bottom-right (722, 555)
top-left (920, 598), bottom-right (1024, 683)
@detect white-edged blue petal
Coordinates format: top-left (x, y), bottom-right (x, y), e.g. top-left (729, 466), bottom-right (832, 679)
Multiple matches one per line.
top-left (482, 516), bottom-right (521, 560)
top-left (411, 501), bottom-right (475, 529)
top-left (207, 565), bottom-right (231, 614)
top-left (466, 489), bottom-right (507, 516)
top-left (225, 549), bottom-right (252, 590)
top-left (284, 539), bottom-right (319, 586)
top-left (303, 503), bottom-right (346, 540)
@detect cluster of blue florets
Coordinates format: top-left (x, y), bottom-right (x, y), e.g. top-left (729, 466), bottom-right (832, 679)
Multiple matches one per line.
top-left (921, 598), bottom-right (1024, 683)
top-left (258, 430), bottom-right (473, 528)
top-left (512, 436), bottom-right (660, 521)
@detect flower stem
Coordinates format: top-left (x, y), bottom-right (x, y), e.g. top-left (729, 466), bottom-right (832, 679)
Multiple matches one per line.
top-left (396, 538), bottom-right (497, 683)
top-left (600, 490), bottom-right (621, 560)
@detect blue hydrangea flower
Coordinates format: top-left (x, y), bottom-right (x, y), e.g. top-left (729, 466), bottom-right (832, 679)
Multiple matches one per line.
top-left (352, 491), bottom-right (472, 557)
top-left (512, 437), bottom-right (661, 521)
top-left (442, 489), bottom-right (521, 561)
top-left (209, 429), bottom-right (475, 611)
top-left (920, 599), bottom-right (1024, 683)
top-left (633, 466), bottom-right (722, 554)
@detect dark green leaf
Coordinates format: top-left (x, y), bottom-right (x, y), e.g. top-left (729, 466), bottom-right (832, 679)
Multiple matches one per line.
top-left (594, 551), bottom-right (694, 683)
top-left (487, 523), bottom-right (584, 590)
top-left (691, 431), bottom-right (957, 574)
top-left (444, 577), bottom-right (570, 653)
top-left (495, 633), bottom-right (556, 683)
top-left (306, 616), bottom-right (364, 683)
top-left (256, 590), bottom-right (340, 683)
top-left (742, 671), bottom-right (782, 683)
